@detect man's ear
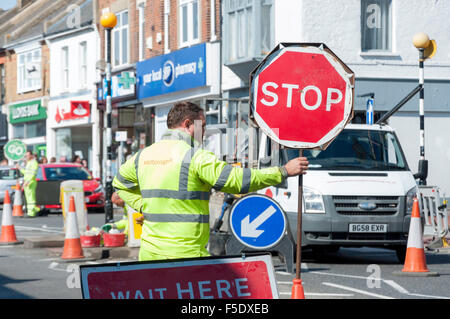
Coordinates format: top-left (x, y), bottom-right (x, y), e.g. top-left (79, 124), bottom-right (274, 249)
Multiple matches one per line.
top-left (181, 118), bottom-right (191, 128)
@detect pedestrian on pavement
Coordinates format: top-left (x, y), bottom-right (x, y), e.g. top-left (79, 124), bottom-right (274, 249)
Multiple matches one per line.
top-left (50, 157), bottom-right (56, 163)
top-left (16, 150), bottom-right (40, 217)
top-left (113, 101), bottom-right (309, 261)
top-left (72, 155), bottom-right (82, 164)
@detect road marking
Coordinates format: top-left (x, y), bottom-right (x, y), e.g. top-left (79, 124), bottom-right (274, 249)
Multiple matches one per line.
top-left (323, 282), bottom-right (394, 299)
top-left (383, 280), bottom-right (409, 294)
top-left (407, 293), bottom-right (450, 300)
top-left (15, 225), bottom-right (63, 233)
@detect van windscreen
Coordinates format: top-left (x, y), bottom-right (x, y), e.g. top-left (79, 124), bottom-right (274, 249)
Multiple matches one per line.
top-left (284, 129), bottom-right (408, 171)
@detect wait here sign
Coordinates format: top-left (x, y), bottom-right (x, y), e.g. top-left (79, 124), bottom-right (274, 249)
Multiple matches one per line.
top-left (80, 254), bottom-right (279, 299)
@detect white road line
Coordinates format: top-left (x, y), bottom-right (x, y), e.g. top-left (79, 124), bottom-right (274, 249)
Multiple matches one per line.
top-left (311, 271), bottom-right (450, 299)
top-left (383, 280), bottom-right (409, 294)
top-left (323, 282), bottom-right (394, 299)
top-left (15, 225), bottom-right (63, 233)
top-left (407, 293), bottom-right (450, 300)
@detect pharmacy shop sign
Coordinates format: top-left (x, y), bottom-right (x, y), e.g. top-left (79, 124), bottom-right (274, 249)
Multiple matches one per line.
top-left (10, 100), bottom-right (47, 124)
top-left (137, 43), bottom-right (207, 99)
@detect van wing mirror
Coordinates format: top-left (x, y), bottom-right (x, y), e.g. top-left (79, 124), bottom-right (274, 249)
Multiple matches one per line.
top-left (413, 159), bottom-right (428, 184)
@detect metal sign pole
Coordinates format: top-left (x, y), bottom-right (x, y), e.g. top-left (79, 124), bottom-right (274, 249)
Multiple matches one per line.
top-left (295, 149), bottom-right (303, 280)
top-left (418, 48), bottom-right (427, 186)
top-left (104, 27), bottom-right (114, 223)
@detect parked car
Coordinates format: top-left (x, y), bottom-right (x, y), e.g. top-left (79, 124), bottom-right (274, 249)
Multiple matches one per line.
top-left (0, 166), bottom-right (23, 204)
top-left (36, 163), bottom-right (105, 212)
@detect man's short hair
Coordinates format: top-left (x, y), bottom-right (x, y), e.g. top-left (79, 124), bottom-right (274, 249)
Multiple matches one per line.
top-left (167, 101), bottom-right (204, 129)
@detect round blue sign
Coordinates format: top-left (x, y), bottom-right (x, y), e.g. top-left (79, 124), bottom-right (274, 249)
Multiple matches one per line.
top-left (163, 60), bottom-right (174, 87)
top-left (229, 194), bottom-right (287, 250)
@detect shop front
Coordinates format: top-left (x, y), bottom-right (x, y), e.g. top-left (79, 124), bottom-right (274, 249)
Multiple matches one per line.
top-left (8, 99), bottom-right (47, 162)
top-left (47, 98), bottom-right (95, 169)
top-left (136, 42), bottom-right (220, 142)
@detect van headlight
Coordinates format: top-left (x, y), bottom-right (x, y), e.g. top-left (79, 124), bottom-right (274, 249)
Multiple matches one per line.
top-left (405, 186), bottom-right (417, 213)
top-left (303, 187), bottom-right (325, 214)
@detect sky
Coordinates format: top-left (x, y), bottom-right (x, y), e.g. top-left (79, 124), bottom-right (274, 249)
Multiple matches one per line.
top-left (0, 0), bottom-right (17, 10)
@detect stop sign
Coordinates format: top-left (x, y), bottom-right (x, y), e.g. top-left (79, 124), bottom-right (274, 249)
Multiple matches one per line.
top-left (250, 43), bottom-right (354, 149)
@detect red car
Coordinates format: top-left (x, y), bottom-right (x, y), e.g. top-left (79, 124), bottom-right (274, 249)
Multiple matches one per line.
top-left (36, 163), bottom-right (105, 212)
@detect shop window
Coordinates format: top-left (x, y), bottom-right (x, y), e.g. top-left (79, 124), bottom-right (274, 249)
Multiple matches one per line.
top-left (17, 48), bottom-right (41, 93)
top-left (179, 0), bottom-right (199, 47)
top-left (113, 10), bottom-right (129, 67)
top-left (361, 0), bottom-right (392, 52)
top-left (12, 120), bottom-right (46, 139)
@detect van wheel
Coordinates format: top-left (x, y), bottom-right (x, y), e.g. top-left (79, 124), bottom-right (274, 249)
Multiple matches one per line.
top-left (395, 245), bottom-right (407, 264)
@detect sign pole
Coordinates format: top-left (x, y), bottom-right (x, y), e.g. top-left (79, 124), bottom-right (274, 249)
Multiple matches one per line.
top-left (100, 12), bottom-right (117, 224)
top-left (295, 149), bottom-right (303, 280)
top-left (292, 149), bottom-right (305, 299)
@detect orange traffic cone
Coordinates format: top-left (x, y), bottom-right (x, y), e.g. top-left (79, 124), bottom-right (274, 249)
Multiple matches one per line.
top-left (0, 190), bottom-right (22, 245)
top-left (61, 196), bottom-right (85, 260)
top-left (394, 198), bottom-right (438, 277)
top-left (291, 279), bottom-right (305, 299)
top-left (12, 182), bottom-right (24, 217)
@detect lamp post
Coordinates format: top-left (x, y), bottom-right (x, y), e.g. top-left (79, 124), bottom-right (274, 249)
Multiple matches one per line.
top-left (100, 12), bottom-right (117, 223)
top-left (412, 32), bottom-right (430, 186)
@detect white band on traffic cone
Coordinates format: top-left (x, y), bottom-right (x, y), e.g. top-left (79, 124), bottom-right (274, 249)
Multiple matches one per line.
top-left (406, 216), bottom-right (424, 249)
top-left (1, 201), bottom-right (13, 226)
top-left (65, 212), bottom-right (80, 240)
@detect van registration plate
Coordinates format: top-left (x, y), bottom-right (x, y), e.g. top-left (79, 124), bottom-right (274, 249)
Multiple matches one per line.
top-left (349, 224), bottom-right (387, 233)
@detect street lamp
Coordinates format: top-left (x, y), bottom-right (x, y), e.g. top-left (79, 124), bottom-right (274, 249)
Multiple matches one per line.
top-left (100, 12), bottom-right (117, 223)
top-left (412, 32), bottom-right (436, 186)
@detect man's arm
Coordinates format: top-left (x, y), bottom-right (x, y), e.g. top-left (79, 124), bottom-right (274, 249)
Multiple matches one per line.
top-left (112, 152), bottom-right (143, 212)
top-left (194, 150), bottom-right (308, 194)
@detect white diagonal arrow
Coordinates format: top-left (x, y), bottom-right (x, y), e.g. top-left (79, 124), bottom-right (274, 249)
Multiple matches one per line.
top-left (241, 205), bottom-right (277, 238)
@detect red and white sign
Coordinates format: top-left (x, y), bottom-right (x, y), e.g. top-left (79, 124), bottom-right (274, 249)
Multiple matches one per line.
top-left (80, 254), bottom-right (278, 299)
top-left (55, 101), bottom-right (90, 123)
top-left (250, 44), bottom-right (354, 149)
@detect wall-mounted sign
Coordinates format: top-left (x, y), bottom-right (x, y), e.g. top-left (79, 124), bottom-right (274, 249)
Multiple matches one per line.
top-left (9, 100), bottom-right (47, 124)
top-left (55, 101), bottom-right (90, 123)
top-left (98, 71), bottom-right (136, 102)
top-left (137, 43), bottom-right (207, 100)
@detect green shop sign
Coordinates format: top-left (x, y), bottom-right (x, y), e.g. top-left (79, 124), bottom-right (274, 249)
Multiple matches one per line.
top-left (10, 100), bottom-right (47, 124)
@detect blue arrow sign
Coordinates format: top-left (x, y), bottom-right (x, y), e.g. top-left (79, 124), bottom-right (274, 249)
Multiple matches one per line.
top-left (229, 194), bottom-right (287, 250)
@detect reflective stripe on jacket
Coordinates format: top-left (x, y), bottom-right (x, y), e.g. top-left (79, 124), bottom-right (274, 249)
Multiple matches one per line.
top-left (112, 129), bottom-right (285, 259)
top-left (21, 159), bottom-right (38, 183)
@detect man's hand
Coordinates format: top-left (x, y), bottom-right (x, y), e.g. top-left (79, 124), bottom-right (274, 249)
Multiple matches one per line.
top-left (135, 215), bottom-right (144, 226)
top-left (283, 157), bottom-right (309, 177)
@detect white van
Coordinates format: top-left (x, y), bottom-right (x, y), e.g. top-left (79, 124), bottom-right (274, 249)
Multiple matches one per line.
top-left (257, 123), bottom-right (418, 262)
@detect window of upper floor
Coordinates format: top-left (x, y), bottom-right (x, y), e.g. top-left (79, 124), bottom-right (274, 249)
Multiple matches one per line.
top-left (113, 10), bottom-right (129, 67)
top-left (361, 0), bottom-right (392, 52)
top-left (79, 41), bottom-right (88, 88)
top-left (223, 0), bottom-right (274, 65)
top-left (61, 46), bottom-right (69, 91)
top-left (138, 3), bottom-right (146, 61)
top-left (17, 48), bottom-right (42, 93)
top-left (179, 0), bottom-right (200, 48)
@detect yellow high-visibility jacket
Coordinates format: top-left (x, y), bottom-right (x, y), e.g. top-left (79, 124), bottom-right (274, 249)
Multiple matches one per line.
top-left (112, 129), bottom-right (287, 260)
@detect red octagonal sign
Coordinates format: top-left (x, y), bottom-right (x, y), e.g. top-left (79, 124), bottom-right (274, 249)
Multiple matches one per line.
top-left (250, 43), bottom-right (354, 149)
